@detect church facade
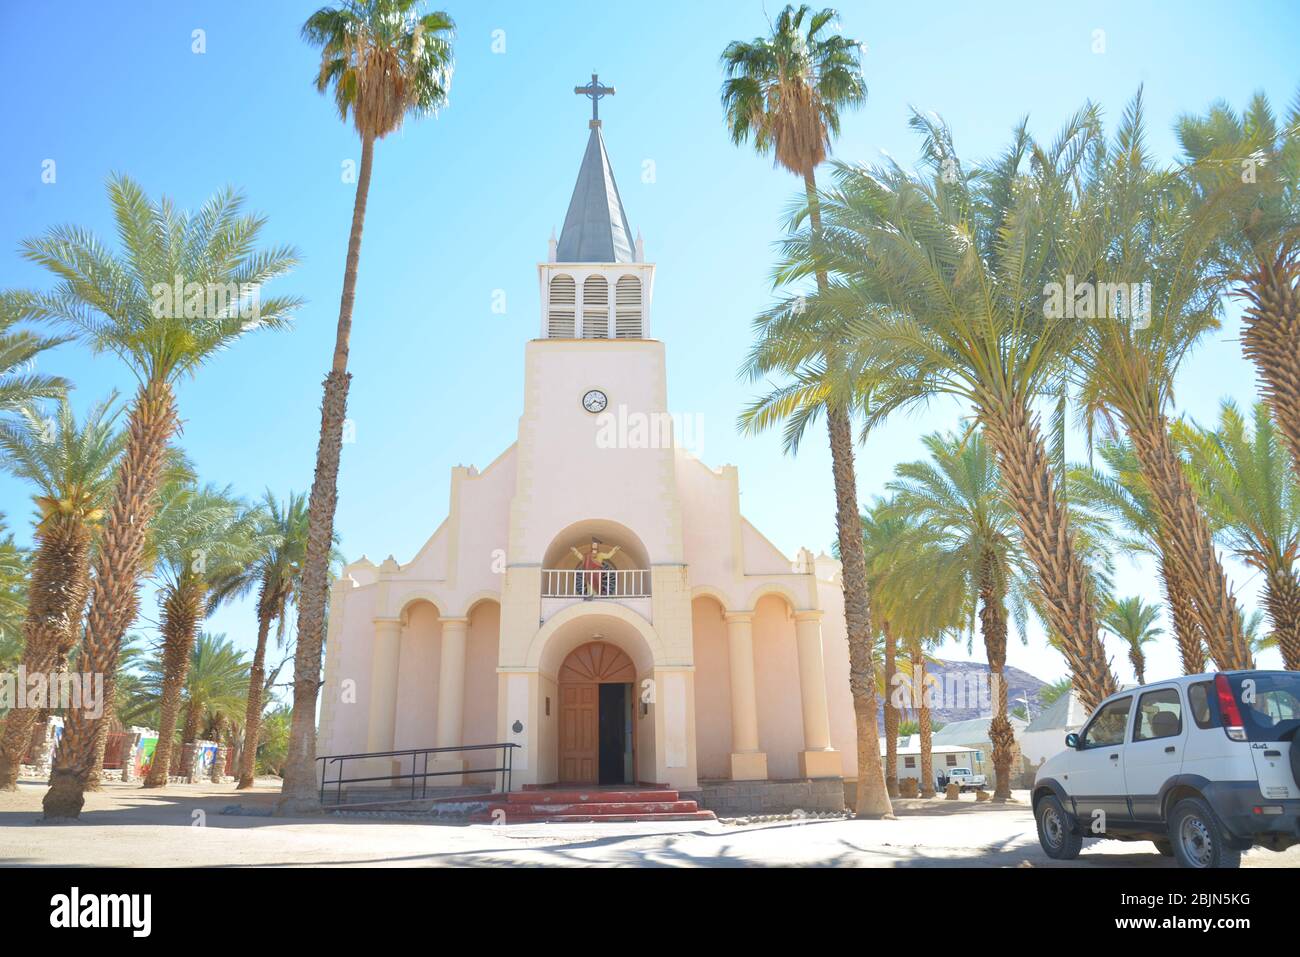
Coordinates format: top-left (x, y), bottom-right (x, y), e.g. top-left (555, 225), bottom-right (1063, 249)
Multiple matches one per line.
top-left (317, 108), bottom-right (860, 795)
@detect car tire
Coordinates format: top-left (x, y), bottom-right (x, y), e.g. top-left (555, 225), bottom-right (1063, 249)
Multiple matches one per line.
top-left (1036, 794), bottom-right (1082, 860)
top-left (1168, 798), bottom-right (1242, 869)
top-left (1152, 839), bottom-right (1174, 856)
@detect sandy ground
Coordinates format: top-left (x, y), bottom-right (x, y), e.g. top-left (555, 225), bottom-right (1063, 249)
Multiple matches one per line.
top-left (1, 779), bottom-right (1297, 868)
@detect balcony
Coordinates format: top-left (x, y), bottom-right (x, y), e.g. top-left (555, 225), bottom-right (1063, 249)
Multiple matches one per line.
top-left (541, 568), bottom-right (652, 599)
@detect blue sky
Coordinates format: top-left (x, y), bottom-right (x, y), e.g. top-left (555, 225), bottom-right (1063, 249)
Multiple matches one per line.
top-left (1, 1), bottom-right (1297, 693)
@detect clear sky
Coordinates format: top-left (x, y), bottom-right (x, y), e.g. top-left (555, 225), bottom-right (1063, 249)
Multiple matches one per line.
top-left (1, 1), bottom-right (1297, 697)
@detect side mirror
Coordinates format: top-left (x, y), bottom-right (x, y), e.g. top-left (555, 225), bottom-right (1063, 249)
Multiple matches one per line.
top-left (1065, 732), bottom-right (1081, 750)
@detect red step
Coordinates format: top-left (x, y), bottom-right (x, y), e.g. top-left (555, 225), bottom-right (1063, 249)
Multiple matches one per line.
top-left (471, 810), bottom-right (716, 824)
top-left (508, 789), bottom-right (678, 805)
top-left (490, 800), bottom-right (699, 816)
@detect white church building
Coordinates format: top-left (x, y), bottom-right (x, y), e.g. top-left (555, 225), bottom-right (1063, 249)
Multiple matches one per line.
top-left (318, 100), bottom-right (861, 800)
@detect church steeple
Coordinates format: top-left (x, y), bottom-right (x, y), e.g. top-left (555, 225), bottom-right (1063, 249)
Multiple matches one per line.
top-left (556, 126), bottom-right (635, 263)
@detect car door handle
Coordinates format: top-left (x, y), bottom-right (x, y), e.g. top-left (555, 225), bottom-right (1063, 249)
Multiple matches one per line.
top-left (1109, 753), bottom-right (1119, 760)
top-left (1164, 746), bottom-right (1176, 754)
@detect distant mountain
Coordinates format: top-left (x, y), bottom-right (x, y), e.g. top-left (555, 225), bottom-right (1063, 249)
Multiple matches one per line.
top-left (881, 658), bottom-right (1053, 725)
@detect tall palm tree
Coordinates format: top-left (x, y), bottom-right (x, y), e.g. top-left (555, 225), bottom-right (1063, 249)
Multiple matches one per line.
top-left (882, 430), bottom-right (1032, 801)
top-left (1176, 400), bottom-right (1300, 670)
top-left (1177, 92), bottom-right (1300, 482)
top-left (141, 484), bottom-right (261, 787)
top-left (780, 108), bottom-right (1120, 709)
top-left (5, 175), bottom-right (299, 817)
top-left (1069, 441), bottom-right (1208, 674)
top-left (0, 395), bottom-right (124, 789)
top-left (282, 0), bottom-right (455, 815)
top-left (1101, 596), bottom-right (1163, 686)
top-left (0, 310), bottom-right (68, 413)
top-left (207, 491), bottom-right (328, 789)
top-left (725, 5), bottom-right (891, 819)
top-left (0, 520), bottom-right (28, 670)
top-left (1074, 92), bottom-right (1250, 671)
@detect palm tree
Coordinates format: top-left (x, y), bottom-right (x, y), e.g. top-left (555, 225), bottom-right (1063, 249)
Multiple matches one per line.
top-left (779, 108), bottom-right (1120, 709)
top-left (725, 5), bottom-right (891, 819)
top-left (141, 484), bottom-right (262, 787)
top-left (882, 430), bottom-right (1032, 801)
top-left (207, 490), bottom-right (326, 789)
top-left (5, 175), bottom-right (299, 818)
top-left (0, 520), bottom-right (28, 670)
top-left (1176, 400), bottom-right (1300, 670)
top-left (1073, 92), bottom-right (1250, 671)
top-left (1177, 92), bottom-right (1300, 482)
top-left (0, 310), bottom-right (68, 413)
top-left (282, 0), bottom-right (455, 815)
top-left (1101, 597), bottom-right (1163, 686)
top-left (0, 395), bottom-right (124, 789)
top-left (1069, 441), bottom-right (1208, 673)
top-left (1242, 608), bottom-right (1277, 662)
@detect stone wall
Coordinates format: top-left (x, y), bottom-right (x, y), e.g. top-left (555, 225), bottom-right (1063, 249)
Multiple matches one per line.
top-left (684, 778), bottom-right (844, 816)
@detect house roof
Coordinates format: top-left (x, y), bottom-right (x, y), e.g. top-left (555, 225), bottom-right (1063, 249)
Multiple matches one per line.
top-left (556, 126), bottom-right (634, 263)
top-left (878, 737), bottom-right (979, 757)
top-left (931, 715), bottom-right (1028, 746)
top-left (1024, 690), bottom-right (1088, 732)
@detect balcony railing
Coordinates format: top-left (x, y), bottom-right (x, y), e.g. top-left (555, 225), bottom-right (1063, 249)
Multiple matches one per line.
top-left (542, 568), bottom-right (651, 599)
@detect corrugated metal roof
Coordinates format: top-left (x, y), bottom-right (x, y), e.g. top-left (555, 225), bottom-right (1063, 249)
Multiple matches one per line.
top-left (556, 126), bottom-right (634, 263)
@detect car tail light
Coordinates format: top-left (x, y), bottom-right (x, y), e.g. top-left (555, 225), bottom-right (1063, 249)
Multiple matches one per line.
top-left (1215, 674), bottom-right (1247, 742)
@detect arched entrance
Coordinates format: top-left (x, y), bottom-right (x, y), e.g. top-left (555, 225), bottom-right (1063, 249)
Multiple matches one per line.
top-left (557, 641), bottom-right (636, 785)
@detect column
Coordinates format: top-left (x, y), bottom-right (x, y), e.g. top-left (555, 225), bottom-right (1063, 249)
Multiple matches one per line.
top-left (431, 617), bottom-right (469, 783)
top-left (365, 617), bottom-right (402, 781)
top-left (725, 612), bottom-right (767, 780)
top-left (795, 611), bottom-right (841, 778)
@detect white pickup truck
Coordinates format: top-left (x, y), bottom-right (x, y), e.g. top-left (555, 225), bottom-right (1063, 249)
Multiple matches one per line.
top-left (944, 767), bottom-right (988, 791)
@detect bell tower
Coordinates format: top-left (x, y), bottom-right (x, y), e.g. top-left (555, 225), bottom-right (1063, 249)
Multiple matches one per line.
top-left (537, 73), bottom-right (655, 340)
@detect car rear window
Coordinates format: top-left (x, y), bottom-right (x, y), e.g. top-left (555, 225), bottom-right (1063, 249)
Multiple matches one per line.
top-left (1187, 681), bottom-right (1216, 729)
top-left (1227, 673), bottom-right (1300, 742)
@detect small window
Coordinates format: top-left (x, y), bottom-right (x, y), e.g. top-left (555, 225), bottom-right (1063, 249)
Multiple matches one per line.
top-left (582, 276), bottom-right (609, 338)
top-left (548, 275), bottom-right (576, 338)
top-left (945, 754), bottom-right (958, 767)
top-left (904, 756), bottom-right (916, 769)
top-left (1187, 681), bottom-right (1215, 729)
top-left (1134, 687), bottom-right (1183, 741)
top-left (1081, 696), bottom-right (1132, 748)
top-left (615, 275), bottom-right (642, 338)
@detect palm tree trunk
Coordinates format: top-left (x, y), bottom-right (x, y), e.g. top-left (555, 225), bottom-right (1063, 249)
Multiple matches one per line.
top-left (143, 582), bottom-right (203, 788)
top-left (1128, 648), bottom-right (1147, 687)
top-left (238, 593), bottom-right (275, 789)
top-left (1159, 552), bottom-right (1206, 674)
top-left (85, 678), bottom-right (116, 790)
top-left (278, 131), bottom-right (376, 815)
top-left (979, 395), bottom-right (1117, 711)
top-left (43, 380), bottom-right (178, 819)
top-left (1263, 566), bottom-right (1300, 671)
top-left (1239, 249), bottom-right (1300, 484)
top-left (914, 645), bottom-right (934, 798)
top-left (882, 618), bottom-right (899, 798)
top-left (1126, 414), bottom-right (1251, 670)
top-left (978, 549), bottom-right (1014, 802)
top-left (806, 166), bottom-right (893, 819)
top-left (0, 518), bottom-right (92, 790)
top-left (174, 698), bottom-right (200, 779)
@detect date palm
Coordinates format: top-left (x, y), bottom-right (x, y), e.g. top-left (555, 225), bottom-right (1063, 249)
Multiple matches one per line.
top-left (4, 175), bottom-right (299, 817)
top-left (207, 490), bottom-right (330, 789)
top-left (0, 395), bottom-right (124, 789)
top-left (1177, 92), bottom-right (1300, 483)
top-left (141, 484), bottom-right (262, 787)
top-left (1074, 92), bottom-right (1250, 671)
top-left (882, 430), bottom-right (1032, 801)
top-left (1069, 441), bottom-right (1207, 673)
top-left (1176, 400), bottom-right (1300, 670)
top-left (283, 0), bottom-right (455, 815)
top-left (0, 311), bottom-right (68, 413)
top-left (781, 107), bottom-right (1120, 709)
top-left (725, 5), bottom-right (891, 819)
top-left (1101, 596), bottom-right (1163, 686)
top-left (0, 521), bottom-right (27, 670)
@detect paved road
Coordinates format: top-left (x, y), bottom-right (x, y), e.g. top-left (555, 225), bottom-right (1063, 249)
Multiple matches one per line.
top-left (1, 781), bottom-right (1296, 867)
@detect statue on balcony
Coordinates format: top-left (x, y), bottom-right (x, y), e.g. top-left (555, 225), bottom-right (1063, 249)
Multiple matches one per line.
top-left (569, 539), bottom-right (621, 599)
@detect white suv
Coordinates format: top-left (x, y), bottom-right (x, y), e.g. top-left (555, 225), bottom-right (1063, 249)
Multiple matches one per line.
top-left (1033, 671), bottom-right (1299, 868)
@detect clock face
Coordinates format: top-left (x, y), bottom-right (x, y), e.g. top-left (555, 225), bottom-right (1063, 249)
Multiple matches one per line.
top-left (582, 389), bottom-right (608, 414)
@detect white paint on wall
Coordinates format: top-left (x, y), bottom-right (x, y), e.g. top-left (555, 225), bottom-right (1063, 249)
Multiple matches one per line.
top-left (664, 673), bottom-right (687, 768)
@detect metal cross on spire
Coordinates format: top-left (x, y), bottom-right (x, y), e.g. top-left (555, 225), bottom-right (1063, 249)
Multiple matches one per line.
top-left (574, 72), bottom-right (615, 128)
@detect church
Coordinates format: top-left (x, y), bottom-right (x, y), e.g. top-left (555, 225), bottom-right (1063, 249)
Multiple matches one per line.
top-left (317, 83), bottom-right (860, 809)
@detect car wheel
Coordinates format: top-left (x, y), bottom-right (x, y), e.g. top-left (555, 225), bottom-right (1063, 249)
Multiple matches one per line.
top-left (1152, 839), bottom-right (1174, 856)
top-left (1168, 798), bottom-right (1242, 869)
top-left (1036, 794), bottom-right (1082, 860)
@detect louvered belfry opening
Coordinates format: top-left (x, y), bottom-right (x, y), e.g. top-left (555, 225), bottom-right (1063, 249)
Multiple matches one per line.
top-left (582, 275), bottom-right (609, 339)
top-left (548, 274), bottom-right (576, 337)
top-left (615, 275), bottom-right (642, 338)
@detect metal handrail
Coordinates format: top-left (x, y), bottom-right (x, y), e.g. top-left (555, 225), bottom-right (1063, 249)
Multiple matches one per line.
top-left (316, 742), bottom-right (519, 806)
top-left (541, 567), bottom-right (651, 598)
